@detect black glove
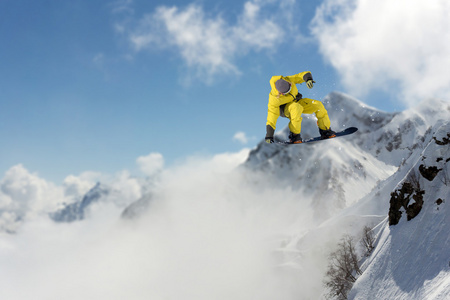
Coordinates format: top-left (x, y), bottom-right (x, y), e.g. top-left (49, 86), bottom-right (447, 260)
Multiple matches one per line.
top-left (265, 125), bottom-right (275, 144)
top-left (294, 93), bottom-right (302, 101)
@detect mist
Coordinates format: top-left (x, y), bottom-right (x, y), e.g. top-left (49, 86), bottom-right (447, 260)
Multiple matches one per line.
top-left (0, 150), bottom-right (329, 300)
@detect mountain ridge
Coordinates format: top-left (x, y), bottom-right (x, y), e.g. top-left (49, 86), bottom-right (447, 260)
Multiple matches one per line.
top-left (241, 92), bottom-right (449, 299)
top-left (348, 122), bottom-right (450, 299)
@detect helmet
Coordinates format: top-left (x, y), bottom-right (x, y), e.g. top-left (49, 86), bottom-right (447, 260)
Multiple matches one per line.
top-left (275, 79), bottom-right (291, 94)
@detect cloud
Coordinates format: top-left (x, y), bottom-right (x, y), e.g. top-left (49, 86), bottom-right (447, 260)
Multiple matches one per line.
top-left (0, 165), bottom-right (66, 232)
top-left (233, 131), bottom-right (250, 144)
top-left (0, 165), bottom-right (144, 233)
top-left (110, 0), bottom-right (134, 15)
top-left (136, 152), bottom-right (164, 176)
top-left (115, 0), bottom-right (296, 78)
top-left (62, 171), bottom-right (102, 198)
top-left (311, 0), bottom-right (450, 106)
top-left (0, 164), bottom-right (64, 213)
top-left (175, 148), bottom-right (251, 174)
top-left (210, 148), bottom-right (250, 171)
top-left (0, 150), bottom-right (324, 299)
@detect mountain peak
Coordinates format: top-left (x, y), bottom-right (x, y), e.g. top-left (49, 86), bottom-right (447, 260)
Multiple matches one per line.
top-left (50, 182), bottom-right (109, 222)
top-left (244, 92), bottom-right (450, 220)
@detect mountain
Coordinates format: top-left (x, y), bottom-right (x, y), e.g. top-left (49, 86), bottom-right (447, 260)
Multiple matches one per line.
top-left (245, 92), bottom-right (448, 211)
top-left (348, 122), bottom-right (450, 299)
top-left (121, 193), bottom-right (152, 219)
top-left (50, 182), bottom-right (109, 222)
top-left (242, 92), bottom-right (450, 298)
top-left (244, 92), bottom-right (401, 221)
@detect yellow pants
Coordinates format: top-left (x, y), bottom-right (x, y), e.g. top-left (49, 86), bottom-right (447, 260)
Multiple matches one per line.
top-left (283, 98), bottom-right (331, 134)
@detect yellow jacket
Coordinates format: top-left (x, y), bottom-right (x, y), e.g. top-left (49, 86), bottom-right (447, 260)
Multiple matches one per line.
top-left (266, 71), bottom-right (312, 131)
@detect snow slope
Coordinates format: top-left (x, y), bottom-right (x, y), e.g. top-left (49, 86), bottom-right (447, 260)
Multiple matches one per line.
top-left (348, 122), bottom-right (450, 300)
top-left (243, 92), bottom-right (450, 299)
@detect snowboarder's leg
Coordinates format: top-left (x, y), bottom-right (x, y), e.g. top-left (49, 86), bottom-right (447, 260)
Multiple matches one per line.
top-left (299, 98), bottom-right (331, 130)
top-left (284, 101), bottom-right (303, 134)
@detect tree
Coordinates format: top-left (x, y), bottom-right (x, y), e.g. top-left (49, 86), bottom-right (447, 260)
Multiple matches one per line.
top-left (361, 226), bottom-right (375, 255)
top-left (324, 235), bottom-right (362, 299)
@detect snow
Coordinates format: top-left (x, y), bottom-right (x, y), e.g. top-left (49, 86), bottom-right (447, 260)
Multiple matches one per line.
top-left (0, 93), bottom-right (449, 300)
top-left (350, 190), bottom-right (449, 299)
top-left (244, 95), bottom-right (450, 299)
top-left (347, 122), bottom-right (450, 299)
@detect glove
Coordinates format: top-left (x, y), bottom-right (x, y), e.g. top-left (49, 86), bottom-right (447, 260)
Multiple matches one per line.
top-left (306, 80), bottom-right (315, 89)
top-left (266, 125), bottom-right (275, 143)
top-left (294, 92), bottom-right (302, 101)
top-left (265, 137), bottom-right (274, 144)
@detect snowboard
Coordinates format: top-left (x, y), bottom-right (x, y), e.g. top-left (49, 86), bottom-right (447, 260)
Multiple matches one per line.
top-left (278, 127), bottom-right (358, 145)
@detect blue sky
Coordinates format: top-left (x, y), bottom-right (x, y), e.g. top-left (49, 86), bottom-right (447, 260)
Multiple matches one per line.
top-left (1, 0), bottom-right (449, 182)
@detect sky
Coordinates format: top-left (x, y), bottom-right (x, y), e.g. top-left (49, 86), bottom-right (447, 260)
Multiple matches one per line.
top-left (1, 0), bottom-right (449, 182)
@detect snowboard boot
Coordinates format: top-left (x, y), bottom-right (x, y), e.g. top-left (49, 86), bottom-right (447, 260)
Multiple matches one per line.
top-left (319, 128), bottom-right (337, 140)
top-left (288, 132), bottom-right (303, 144)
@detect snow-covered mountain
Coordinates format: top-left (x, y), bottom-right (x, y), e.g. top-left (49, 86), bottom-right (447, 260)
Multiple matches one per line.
top-left (244, 91), bottom-right (441, 221)
top-left (50, 182), bottom-right (110, 222)
top-left (348, 122), bottom-right (450, 299)
top-left (241, 92), bottom-right (450, 299)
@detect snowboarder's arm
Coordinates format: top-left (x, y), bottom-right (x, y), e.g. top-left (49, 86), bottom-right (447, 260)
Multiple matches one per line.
top-left (266, 104), bottom-right (279, 138)
top-left (285, 71), bottom-right (313, 85)
top-left (265, 125), bottom-right (275, 143)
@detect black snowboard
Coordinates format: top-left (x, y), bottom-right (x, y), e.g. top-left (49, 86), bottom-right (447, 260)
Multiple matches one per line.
top-left (278, 127), bottom-right (358, 145)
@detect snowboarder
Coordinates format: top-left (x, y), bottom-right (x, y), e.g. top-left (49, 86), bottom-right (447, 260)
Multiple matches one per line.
top-left (265, 71), bottom-right (336, 144)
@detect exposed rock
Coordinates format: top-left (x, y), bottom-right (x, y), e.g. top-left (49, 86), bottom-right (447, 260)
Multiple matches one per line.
top-left (50, 182), bottom-right (109, 222)
top-left (433, 133), bottom-right (450, 145)
top-left (389, 181), bottom-right (425, 225)
top-left (419, 165), bottom-right (441, 181)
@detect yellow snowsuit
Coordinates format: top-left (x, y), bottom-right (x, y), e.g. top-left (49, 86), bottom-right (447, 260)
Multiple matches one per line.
top-left (266, 71), bottom-right (331, 137)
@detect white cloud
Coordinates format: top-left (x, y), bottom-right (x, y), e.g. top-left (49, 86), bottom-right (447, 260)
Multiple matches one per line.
top-left (0, 149), bottom-right (335, 299)
top-left (210, 148), bottom-right (251, 172)
top-left (62, 172), bottom-right (101, 199)
top-left (0, 165), bottom-right (66, 232)
top-left (0, 165), bottom-right (145, 233)
top-left (182, 148), bottom-right (251, 174)
top-left (311, 0), bottom-right (450, 106)
top-left (110, 0), bottom-right (134, 15)
top-left (136, 152), bottom-right (164, 176)
top-left (0, 164), bottom-right (64, 213)
top-left (116, 0), bottom-right (296, 78)
top-left (232, 1), bottom-right (288, 51)
top-left (233, 131), bottom-right (249, 144)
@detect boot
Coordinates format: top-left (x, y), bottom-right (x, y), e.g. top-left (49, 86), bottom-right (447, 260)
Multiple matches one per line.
top-left (289, 132), bottom-right (303, 144)
top-left (319, 128), bottom-right (336, 139)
